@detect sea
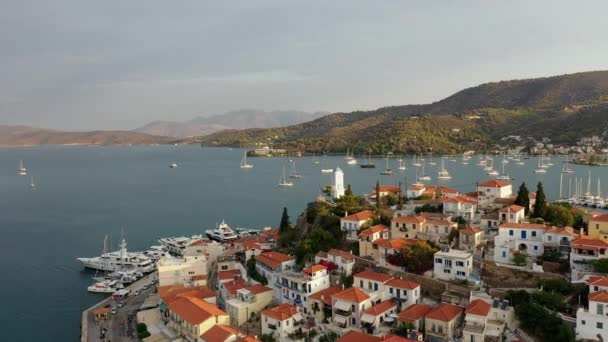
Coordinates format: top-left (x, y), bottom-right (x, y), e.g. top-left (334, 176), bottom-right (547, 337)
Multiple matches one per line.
top-left (0, 145), bottom-right (605, 341)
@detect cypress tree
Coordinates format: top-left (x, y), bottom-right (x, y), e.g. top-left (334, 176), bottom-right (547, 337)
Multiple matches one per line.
top-left (279, 207), bottom-right (290, 232)
top-left (514, 182), bottom-right (530, 215)
top-left (345, 184), bottom-right (353, 197)
top-left (532, 182), bottom-right (547, 218)
top-left (375, 180), bottom-right (381, 212)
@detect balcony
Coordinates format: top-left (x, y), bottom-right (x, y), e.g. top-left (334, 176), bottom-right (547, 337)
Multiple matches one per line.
top-left (334, 309), bottom-right (352, 317)
top-left (463, 323), bottom-right (485, 335)
top-left (267, 324), bottom-right (277, 330)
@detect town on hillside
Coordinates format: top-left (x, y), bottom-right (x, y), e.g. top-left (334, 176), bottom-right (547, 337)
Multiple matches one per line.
top-left (86, 171), bottom-right (608, 342)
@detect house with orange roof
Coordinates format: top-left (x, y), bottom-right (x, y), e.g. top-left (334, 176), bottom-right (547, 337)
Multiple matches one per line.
top-left (424, 303), bottom-right (464, 342)
top-left (462, 293), bottom-right (514, 342)
top-left (589, 276), bottom-right (608, 293)
top-left (354, 271), bottom-right (394, 298)
top-left (417, 218), bottom-right (458, 246)
top-left (331, 287), bottom-right (374, 333)
top-left (434, 249), bottom-right (473, 282)
top-left (543, 226), bottom-right (577, 256)
top-left (199, 324), bottom-right (242, 342)
top-left (407, 184), bottom-right (426, 199)
top-left (218, 269), bottom-right (243, 286)
top-left (384, 278), bottom-right (421, 310)
top-left (441, 195), bottom-right (478, 221)
top-left (577, 276), bottom-right (608, 340)
top-left (158, 253), bottom-right (208, 287)
top-left (261, 304), bottom-right (304, 340)
top-left (225, 284), bottom-right (274, 326)
top-left (359, 224), bottom-right (389, 258)
top-left (314, 248), bottom-right (356, 276)
top-left (163, 293), bottom-right (229, 340)
top-left (336, 330), bottom-right (417, 342)
top-left (360, 299), bottom-right (398, 334)
top-left (219, 279), bottom-right (248, 303)
top-left (570, 236), bottom-right (608, 281)
top-left (588, 214), bottom-right (608, 241)
top-left (459, 227), bottom-right (483, 252)
top-left (398, 303), bottom-right (433, 331)
top-left (498, 204), bottom-right (525, 224)
top-left (183, 240), bottom-right (228, 273)
top-left (159, 284), bottom-right (217, 307)
top-left (307, 286), bottom-right (342, 321)
top-left (276, 264), bottom-right (330, 306)
top-left (477, 179), bottom-right (512, 206)
top-left (391, 215), bottom-right (426, 240)
top-left (341, 210), bottom-right (375, 241)
top-left (493, 222), bottom-right (548, 265)
top-left (255, 251), bottom-right (296, 289)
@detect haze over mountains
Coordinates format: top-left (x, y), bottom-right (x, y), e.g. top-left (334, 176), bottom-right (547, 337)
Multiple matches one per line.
top-left (134, 109), bottom-right (328, 138)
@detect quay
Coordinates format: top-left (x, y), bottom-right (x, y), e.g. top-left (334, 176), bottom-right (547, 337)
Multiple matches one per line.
top-left (81, 272), bottom-right (157, 342)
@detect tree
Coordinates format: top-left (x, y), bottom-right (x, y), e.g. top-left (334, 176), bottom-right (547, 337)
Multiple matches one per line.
top-left (375, 180), bottom-right (381, 212)
top-left (514, 182), bottom-right (530, 215)
top-left (512, 252), bottom-right (527, 266)
top-left (543, 204), bottom-right (574, 227)
top-left (319, 332), bottom-right (338, 342)
top-left (279, 207), bottom-right (291, 232)
top-left (386, 243), bottom-right (438, 274)
top-left (590, 258), bottom-right (608, 274)
top-left (345, 184), bottom-right (353, 197)
top-left (532, 182), bottom-right (547, 218)
top-left (448, 228), bottom-right (459, 243)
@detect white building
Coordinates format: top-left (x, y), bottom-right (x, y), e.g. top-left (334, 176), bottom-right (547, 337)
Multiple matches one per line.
top-left (331, 287), bottom-right (374, 334)
top-left (497, 204), bottom-right (525, 223)
top-left (570, 236), bottom-right (608, 282)
top-left (441, 196), bottom-right (478, 221)
top-left (261, 304), bottom-right (304, 341)
top-left (463, 293), bottom-right (514, 342)
top-left (354, 271), bottom-right (394, 299)
top-left (433, 249), bottom-right (473, 281)
top-left (332, 167), bottom-right (345, 199)
top-left (407, 185), bottom-right (426, 198)
top-left (477, 180), bottom-right (512, 206)
top-left (255, 251), bottom-right (296, 297)
top-left (157, 253), bottom-right (208, 287)
top-left (384, 278), bottom-right (421, 311)
top-left (276, 264), bottom-right (330, 307)
top-left (493, 223), bottom-right (547, 265)
top-left (315, 249), bottom-right (356, 276)
top-left (341, 210), bottom-right (375, 241)
top-left (576, 277), bottom-right (608, 341)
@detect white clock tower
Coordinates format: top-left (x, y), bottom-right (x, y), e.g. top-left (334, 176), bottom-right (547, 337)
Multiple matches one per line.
top-left (331, 167), bottom-right (345, 199)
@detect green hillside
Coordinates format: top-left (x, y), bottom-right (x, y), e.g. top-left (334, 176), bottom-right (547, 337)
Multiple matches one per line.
top-left (197, 71), bottom-right (608, 154)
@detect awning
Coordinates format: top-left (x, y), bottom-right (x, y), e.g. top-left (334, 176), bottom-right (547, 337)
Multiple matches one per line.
top-left (361, 313), bottom-right (376, 324)
top-left (334, 301), bottom-right (352, 312)
top-left (334, 315), bottom-right (347, 325)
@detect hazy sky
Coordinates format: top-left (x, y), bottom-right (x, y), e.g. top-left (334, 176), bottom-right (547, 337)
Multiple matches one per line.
top-left (1, 1), bottom-right (608, 131)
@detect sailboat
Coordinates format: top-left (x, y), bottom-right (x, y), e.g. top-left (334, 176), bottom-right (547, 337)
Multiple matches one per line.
top-left (312, 153), bottom-right (320, 164)
top-left (483, 157), bottom-right (493, 171)
top-left (497, 160), bottom-right (511, 180)
top-left (380, 156), bottom-right (393, 175)
top-left (345, 149), bottom-right (357, 165)
top-left (278, 167), bottom-right (294, 187)
top-left (345, 148), bottom-right (354, 161)
top-left (534, 156), bottom-right (547, 174)
top-left (539, 154), bottom-right (549, 169)
top-left (240, 152), bottom-right (254, 169)
top-left (428, 153), bottom-right (436, 166)
top-left (418, 162), bottom-right (431, 181)
top-left (461, 153), bottom-right (469, 165)
top-left (289, 161), bottom-right (303, 178)
top-left (398, 159), bottom-right (406, 170)
top-left (412, 155), bottom-right (422, 167)
top-left (18, 160), bottom-right (27, 175)
top-left (29, 176), bottom-right (37, 191)
top-left (486, 158), bottom-right (499, 176)
top-left (437, 158), bottom-right (452, 180)
top-left (562, 158), bottom-right (574, 174)
top-left (360, 153), bottom-right (376, 168)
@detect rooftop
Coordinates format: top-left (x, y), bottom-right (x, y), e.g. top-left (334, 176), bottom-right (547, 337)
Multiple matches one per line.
top-left (309, 286), bottom-right (343, 305)
top-left (354, 270), bottom-right (394, 283)
top-left (591, 214), bottom-right (608, 223)
top-left (435, 249), bottom-right (472, 258)
top-left (499, 204), bottom-right (525, 213)
top-left (398, 303), bottom-right (433, 323)
top-left (359, 224), bottom-right (389, 238)
top-left (333, 287), bottom-right (370, 303)
top-left (460, 227), bottom-right (482, 235)
top-left (261, 304), bottom-right (299, 321)
top-left (362, 299), bottom-right (397, 316)
top-left (167, 296), bottom-right (228, 325)
top-left (255, 251), bottom-right (295, 269)
top-left (200, 324), bottom-right (240, 342)
top-left (392, 215), bottom-right (425, 224)
top-left (466, 299), bottom-right (491, 317)
top-left (386, 278), bottom-right (421, 290)
top-left (589, 291), bottom-right (608, 303)
top-left (342, 210), bottom-right (375, 222)
top-left (328, 248), bottom-right (355, 261)
top-left (426, 303), bottom-right (464, 322)
top-left (158, 285), bottom-right (216, 304)
top-left (478, 179), bottom-right (511, 188)
top-left (499, 222), bottom-right (547, 230)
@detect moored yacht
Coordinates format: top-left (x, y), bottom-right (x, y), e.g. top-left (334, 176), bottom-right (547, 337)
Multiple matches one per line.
top-left (158, 235), bottom-right (201, 255)
top-left (144, 245), bottom-right (167, 261)
top-left (88, 279), bottom-right (124, 293)
top-left (205, 220), bottom-right (239, 242)
top-left (18, 160), bottom-right (27, 176)
top-left (77, 238), bottom-right (155, 273)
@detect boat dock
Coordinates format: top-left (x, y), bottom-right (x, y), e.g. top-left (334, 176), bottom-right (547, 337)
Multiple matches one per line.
top-left (81, 272), bottom-right (157, 342)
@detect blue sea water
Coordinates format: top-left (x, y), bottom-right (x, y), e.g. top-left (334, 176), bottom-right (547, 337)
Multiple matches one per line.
top-left (0, 145), bottom-right (604, 341)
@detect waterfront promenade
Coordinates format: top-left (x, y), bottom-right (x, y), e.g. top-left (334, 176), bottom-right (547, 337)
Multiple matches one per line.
top-left (81, 273), bottom-right (157, 342)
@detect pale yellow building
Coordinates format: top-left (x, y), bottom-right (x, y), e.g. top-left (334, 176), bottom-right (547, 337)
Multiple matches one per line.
top-left (158, 253), bottom-right (208, 287)
top-left (424, 303), bottom-right (464, 342)
top-left (225, 284), bottom-right (274, 327)
top-left (588, 214), bottom-right (608, 241)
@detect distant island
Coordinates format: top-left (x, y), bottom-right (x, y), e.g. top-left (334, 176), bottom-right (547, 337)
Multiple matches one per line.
top-left (198, 70), bottom-right (608, 155)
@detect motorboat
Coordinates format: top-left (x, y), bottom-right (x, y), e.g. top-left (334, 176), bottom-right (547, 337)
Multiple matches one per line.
top-left (77, 237), bottom-right (155, 273)
top-left (235, 227), bottom-right (258, 237)
top-left (144, 245), bottom-right (167, 261)
top-left (169, 163), bottom-right (178, 168)
top-left (321, 169), bottom-right (334, 173)
top-left (158, 235), bottom-right (201, 255)
top-left (205, 220), bottom-right (239, 242)
top-left (88, 279), bottom-right (124, 293)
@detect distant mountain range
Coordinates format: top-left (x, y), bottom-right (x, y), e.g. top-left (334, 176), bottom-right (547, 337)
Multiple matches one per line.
top-left (134, 109), bottom-right (328, 138)
top-left (0, 125), bottom-right (172, 146)
top-left (198, 71), bottom-right (608, 154)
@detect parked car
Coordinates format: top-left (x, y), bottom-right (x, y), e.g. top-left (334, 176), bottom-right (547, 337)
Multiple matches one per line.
top-left (110, 308), bottom-right (117, 315)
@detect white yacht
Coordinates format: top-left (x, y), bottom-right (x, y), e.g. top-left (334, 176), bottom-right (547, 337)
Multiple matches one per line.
top-left (18, 160), bottom-right (27, 176)
top-left (289, 161), bottom-right (303, 178)
top-left (320, 168), bottom-right (334, 173)
top-left (158, 235), bottom-right (201, 255)
top-left (88, 279), bottom-right (123, 293)
top-left (398, 159), bottom-right (406, 170)
top-left (77, 238), bottom-right (155, 273)
top-left (437, 158), bottom-right (451, 180)
top-left (29, 176), bottom-right (37, 191)
top-left (205, 220), bottom-right (239, 242)
top-left (418, 163), bottom-right (431, 181)
top-left (144, 245), bottom-right (167, 261)
top-left (169, 163), bottom-right (178, 168)
top-left (240, 152), bottom-right (254, 169)
top-left (279, 166), bottom-right (295, 186)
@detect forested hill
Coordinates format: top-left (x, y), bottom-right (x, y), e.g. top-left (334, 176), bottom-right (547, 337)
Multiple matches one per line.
top-left (197, 71), bottom-right (608, 154)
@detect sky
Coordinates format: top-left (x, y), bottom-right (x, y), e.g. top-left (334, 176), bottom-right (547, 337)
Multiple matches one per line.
top-left (1, 1), bottom-right (608, 131)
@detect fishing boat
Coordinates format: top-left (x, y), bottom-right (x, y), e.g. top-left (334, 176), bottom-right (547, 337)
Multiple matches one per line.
top-left (18, 160), bottom-right (27, 175)
top-left (437, 158), bottom-right (452, 180)
top-left (289, 161), bottom-right (303, 178)
top-left (360, 153), bottom-right (376, 168)
top-left (278, 166), bottom-right (294, 187)
top-left (380, 156), bottom-right (393, 175)
top-left (240, 152), bottom-right (254, 169)
top-left (29, 176), bottom-right (36, 191)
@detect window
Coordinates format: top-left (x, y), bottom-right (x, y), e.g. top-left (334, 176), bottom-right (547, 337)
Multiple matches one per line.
top-left (352, 304), bottom-right (356, 312)
top-left (597, 322), bottom-right (603, 329)
top-left (532, 231), bottom-right (537, 237)
top-left (374, 283), bottom-right (378, 291)
top-left (435, 258), bottom-right (443, 264)
top-left (598, 303), bottom-right (604, 316)
top-left (521, 231), bottom-right (527, 239)
top-left (396, 289), bottom-right (401, 297)
top-left (581, 320), bottom-right (586, 325)
top-left (502, 251), bottom-right (506, 258)
top-left (389, 288), bottom-right (393, 294)
top-left (368, 282), bottom-right (372, 290)
top-left (456, 261), bottom-right (464, 267)
top-left (509, 230), bottom-right (514, 236)
top-left (352, 317), bottom-right (356, 325)
top-left (595, 286), bottom-right (599, 291)
top-left (360, 280), bottom-right (363, 287)
top-left (286, 320), bottom-right (289, 326)
top-left (548, 236), bottom-right (552, 241)
top-left (534, 246), bottom-right (538, 250)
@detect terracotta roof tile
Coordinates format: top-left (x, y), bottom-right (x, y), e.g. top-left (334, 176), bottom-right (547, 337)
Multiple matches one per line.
top-left (342, 210), bottom-right (375, 222)
top-left (465, 299), bottom-right (491, 316)
top-left (374, 238), bottom-right (422, 250)
top-left (499, 223), bottom-right (547, 230)
top-left (309, 287), bottom-right (342, 306)
top-left (355, 271), bottom-right (394, 283)
top-left (255, 251), bottom-right (295, 269)
top-left (200, 324), bottom-right (240, 342)
top-left (363, 300), bottom-right (397, 316)
top-left (478, 179), bottom-right (511, 188)
top-left (242, 284), bottom-right (272, 295)
top-left (303, 264), bottom-right (328, 273)
top-left (261, 304), bottom-right (298, 321)
top-left (333, 287), bottom-right (370, 303)
top-left (359, 224), bottom-right (389, 238)
top-left (218, 269), bottom-right (242, 281)
top-left (399, 304), bottom-right (433, 323)
top-left (328, 248), bottom-right (355, 261)
top-left (237, 337), bottom-right (261, 342)
top-left (499, 204), bottom-right (525, 213)
top-left (223, 279), bottom-right (248, 296)
top-left (425, 303), bottom-right (463, 322)
top-left (337, 331), bottom-right (382, 342)
top-left (392, 216), bottom-right (426, 224)
top-left (167, 297), bottom-right (228, 325)
top-left (589, 276), bottom-right (608, 287)
top-left (386, 278), bottom-right (420, 290)
top-left (591, 214), bottom-right (608, 223)
top-left (375, 185), bottom-right (401, 193)
top-left (158, 285), bottom-right (216, 304)
top-left (590, 291), bottom-right (608, 303)
top-left (573, 236), bottom-right (608, 248)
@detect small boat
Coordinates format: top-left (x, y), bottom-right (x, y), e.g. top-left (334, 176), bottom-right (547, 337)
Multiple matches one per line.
top-left (487, 169), bottom-right (499, 176)
top-left (29, 176), bottom-right (37, 191)
top-left (562, 159), bottom-right (574, 174)
top-left (534, 156), bottom-right (547, 174)
top-left (497, 160), bottom-right (510, 180)
top-left (289, 161), bottom-right (303, 178)
top-left (360, 153), bottom-right (376, 168)
top-left (169, 163), bottom-right (178, 168)
top-left (418, 163), bottom-right (431, 181)
top-left (18, 160), bottom-right (27, 176)
top-left (412, 155), bottom-right (422, 167)
top-left (347, 159), bottom-right (357, 165)
top-left (88, 279), bottom-right (124, 293)
top-left (312, 153), bottom-right (320, 164)
top-left (279, 167), bottom-right (294, 187)
top-left (539, 154), bottom-right (549, 169)
top-left (321, 168), bottom-right (334, 173)
top-left (428, 153), bottom-right (437, 166)
top-left (398, 159), bottom-right (406, 170)
top-left (205, 220), bottom-right (239, 242)
top-left (345, 148), bottom-right (354, 161)
top-left (240, 152), bottom-right (254, 169)
top-left (380, 156), bottom-right (392, 175)
top-left (437, 158), bottom-right (451, 180)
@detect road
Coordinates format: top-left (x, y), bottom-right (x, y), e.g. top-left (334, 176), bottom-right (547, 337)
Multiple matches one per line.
top-left (85, 273), bottom-right (157, 342)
